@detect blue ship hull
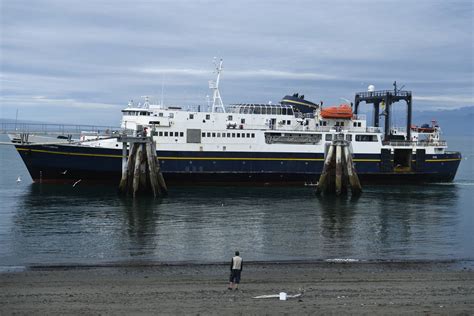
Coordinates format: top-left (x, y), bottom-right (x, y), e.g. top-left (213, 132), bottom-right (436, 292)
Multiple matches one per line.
top-left (15, 144), bottom-right (462, 185)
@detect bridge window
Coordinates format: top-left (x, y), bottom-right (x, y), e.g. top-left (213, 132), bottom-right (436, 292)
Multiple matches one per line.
top-left (206, 114), bottom-right (210, 120)
top-left (189, 114), bottom-right (194, 119)
top-left (325, 134), bottom-right (332, 141)
top-left (180, 132), bottom-right (184, 137)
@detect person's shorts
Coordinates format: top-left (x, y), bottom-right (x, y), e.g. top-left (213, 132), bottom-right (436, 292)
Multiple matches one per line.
top-left (229, 269), bottom-right (241, 283)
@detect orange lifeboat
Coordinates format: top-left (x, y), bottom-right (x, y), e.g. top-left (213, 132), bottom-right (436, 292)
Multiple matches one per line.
top-left (320, 104), bottom-right (353, 119)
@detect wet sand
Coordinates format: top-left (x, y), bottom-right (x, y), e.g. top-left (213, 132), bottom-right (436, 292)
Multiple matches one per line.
top-left (1, 261), bottom-right (473, 315)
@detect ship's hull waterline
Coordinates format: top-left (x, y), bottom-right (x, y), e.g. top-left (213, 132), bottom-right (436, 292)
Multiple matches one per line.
top-left (15, 144), bottom-right (461, 186)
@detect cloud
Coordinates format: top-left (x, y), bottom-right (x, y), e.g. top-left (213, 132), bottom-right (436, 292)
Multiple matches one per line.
top-left (1, 95), bottom-right (119, 110)
top-left (414, 95), bottom-right (474, 105)
top-left (0, 0), bottom-right (472, 123)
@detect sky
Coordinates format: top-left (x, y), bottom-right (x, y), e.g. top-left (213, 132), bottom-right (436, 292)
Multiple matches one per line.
top-left (1, 0), bottom-right (473, 126)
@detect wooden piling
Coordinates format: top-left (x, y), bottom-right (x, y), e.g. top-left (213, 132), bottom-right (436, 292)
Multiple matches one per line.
top-left (315, 137), bottom-right (362, 196)
top-left (335, 144), bottom-right (342, 195)
top-left (315, 144), bottom-right (334, 195)
top-left (118, 136), bottom-right (167, 197)
top-left (343, 145), bottom-right (362, 196)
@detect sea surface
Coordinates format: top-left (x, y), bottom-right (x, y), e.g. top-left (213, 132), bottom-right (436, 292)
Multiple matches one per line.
top-left (0, 135), bottom-right (473, 267)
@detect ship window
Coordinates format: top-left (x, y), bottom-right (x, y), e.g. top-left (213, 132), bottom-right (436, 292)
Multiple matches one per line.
top-left (164, 132), bottom-right (168, 136)
top-left (159, 131), bottom-right (163, 136)
top-left (288, 109), bottom-right (293, 115)
top-left (246, 133), bottom-right (250, 138)
top-left (241, 118), bottom-right (245, 124)
top-left (237, 133), bottom-right (241, 138)
top-left (159, 112), bottom-right (164, 117)
top-left (346, 134), bottom-right (352, 141)
top-left (242, 133), bottom-right (245, 138)
top-left (227, 133), bottom-right (231, 137)
top-left (353, 122), bottom-right (357, 127)
top-left (341, 122), bottom-right (345, 126)
top-left (180, 132), bottom-right (184, 137)
top-left (251, 133), bottom-right (255, 138)
top-left (228, 115), bottom-right (233, 121)
top-left (189, 114), bottom-right (194, 119)
top-left (287, 120), bottom-right (291, 125)
top-left (358, 122), bottom-right (362, 127)
top-left (325, 134), bottom-right (332, 141)
top-left (207, 132), bottom-right (211, 137)
top-left (202, 132), bottom-right (205, 137)
top-left (206, 114), bottom-right (210, 120)
top-left (322, 121), bottom-right (327, 126)
top-left (212, 132), bottom-right (216, 137)
top-left (355, 134), bottom-right (378, 142)
top-left (222, 133), bottom-right (226, 138)
top-left (335, 122), bottom-right (339, 126)
top-left (175, 132), bottom-right (179, 137)
top-left (232, 133), bottom-right (236, 138)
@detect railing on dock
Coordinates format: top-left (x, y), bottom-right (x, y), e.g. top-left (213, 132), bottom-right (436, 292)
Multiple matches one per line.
top-left (0, 122), bottom-right (121, 136)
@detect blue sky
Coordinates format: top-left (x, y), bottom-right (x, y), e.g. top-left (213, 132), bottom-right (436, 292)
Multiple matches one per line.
top-left (1, 0), bottom-right (472, 125)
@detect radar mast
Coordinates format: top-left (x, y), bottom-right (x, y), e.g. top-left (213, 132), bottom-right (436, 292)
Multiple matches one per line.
top-left (209, 58), bottom-right (226, 113)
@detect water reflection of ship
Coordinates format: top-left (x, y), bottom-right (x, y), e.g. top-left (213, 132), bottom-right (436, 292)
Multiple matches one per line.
top-left (9, 184), bottom-right (463, 263)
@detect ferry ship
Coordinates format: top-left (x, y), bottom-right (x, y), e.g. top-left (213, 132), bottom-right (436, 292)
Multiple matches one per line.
top-left (11, 60), bottom-right (461, 185)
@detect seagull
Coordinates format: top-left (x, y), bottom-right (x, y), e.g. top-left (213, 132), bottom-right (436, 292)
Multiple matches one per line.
top-left (72, 179), bottom-right (82, 187)
top-left (16, 176), bottom-right (22, 184)
top-left (61, 170), bottom-right (68, 175)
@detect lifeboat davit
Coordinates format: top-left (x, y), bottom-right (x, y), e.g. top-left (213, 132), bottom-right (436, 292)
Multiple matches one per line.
top-left (320, 104), bottom-right (353, 119)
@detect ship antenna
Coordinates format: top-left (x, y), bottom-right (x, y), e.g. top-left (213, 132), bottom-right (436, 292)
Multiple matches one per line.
top-left (209, 58), bottom-right (226, 113)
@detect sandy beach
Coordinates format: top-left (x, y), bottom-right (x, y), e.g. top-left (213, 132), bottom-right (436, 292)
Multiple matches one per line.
top-left (1, 261), bottom-right (473, 315)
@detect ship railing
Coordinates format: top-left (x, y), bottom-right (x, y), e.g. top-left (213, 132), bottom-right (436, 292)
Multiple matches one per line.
top-left (383, 140), bottom-right (447, 147)
top-left (0, 122), bottom-right (122, 137)
top-left (356, 90), bottom-right (411, 98)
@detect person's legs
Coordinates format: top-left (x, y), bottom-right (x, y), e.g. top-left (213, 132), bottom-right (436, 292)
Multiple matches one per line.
top-left (234, 270), bottom-right (241, 290)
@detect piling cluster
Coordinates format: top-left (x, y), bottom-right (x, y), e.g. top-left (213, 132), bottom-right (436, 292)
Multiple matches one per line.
top-left (118, 137), bottom-right (167, 197)
top-left (316, 136), bottom-right (362, 196)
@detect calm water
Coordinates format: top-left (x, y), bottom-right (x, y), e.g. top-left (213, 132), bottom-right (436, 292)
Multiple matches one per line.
top-left (0, 135), bottom-right (473, 266)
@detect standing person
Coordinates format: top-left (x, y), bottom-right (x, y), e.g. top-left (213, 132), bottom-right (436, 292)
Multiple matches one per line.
top-left (228, 251), bottom-right (243, 290)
